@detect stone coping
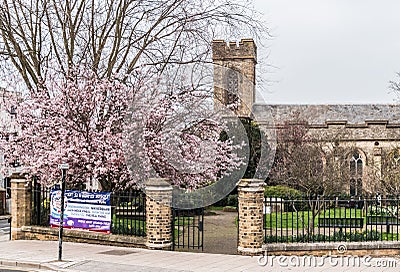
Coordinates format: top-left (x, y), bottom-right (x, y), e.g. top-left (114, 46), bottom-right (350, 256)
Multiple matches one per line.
top-left (0, 215), bottom-right (11, 220)
top-left (263, 241), bottom-right (400, 252)
top-left (253, 104), bottom-right (400, 125)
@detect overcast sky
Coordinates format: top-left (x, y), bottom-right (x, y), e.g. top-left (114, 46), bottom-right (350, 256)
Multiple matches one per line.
top-left (254, 0), bottom-right (400, 104)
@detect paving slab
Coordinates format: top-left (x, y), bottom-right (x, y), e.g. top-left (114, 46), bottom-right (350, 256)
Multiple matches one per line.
top-left (0, 240), bottom-right (399, 271)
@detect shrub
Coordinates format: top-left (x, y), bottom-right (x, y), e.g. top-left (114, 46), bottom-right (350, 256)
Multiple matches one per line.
top-left (213, 193), bottom-right (238, 208)
top-left (368, 206), bottom-right (398, 217)
top-left (214, 197), bottom-right (228, 207)
top-left (264, 185), bottom-right (302, 199)
top-left (264, 234), bottom-right (327, 243)
top-left (364, 230), bottom-right (381, 241)
top-left (264, 230), bottom-right (381, 243)
top-left (264, 186), bottom-right (309, 211)
top-left (333, 230), bottom-right (381, 242)
top-left (227, 194), bottom-right (238, 208)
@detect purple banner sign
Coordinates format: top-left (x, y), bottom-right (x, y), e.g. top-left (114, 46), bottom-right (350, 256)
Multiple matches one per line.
top-left (50, 190), bottom-right (111, 233)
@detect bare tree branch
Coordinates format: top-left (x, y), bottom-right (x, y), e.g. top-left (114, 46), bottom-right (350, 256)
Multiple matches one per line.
top-left (0, 0), bottom-right (267, 94)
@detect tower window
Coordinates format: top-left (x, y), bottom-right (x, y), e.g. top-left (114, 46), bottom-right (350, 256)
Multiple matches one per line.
top-left (393, 149), bottom-right (400, 166)
top-left (226, 69), bottom-right (239, 109)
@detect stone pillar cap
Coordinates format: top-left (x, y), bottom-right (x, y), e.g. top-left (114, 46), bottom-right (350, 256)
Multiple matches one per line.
top-left (9, 173), bottom-right (27, 180)
top-left (237, 179), bottom-right (264, 186)
top-left (145, 178), bottom-right (172, 188)
top-left (237, 179), bottom-right (265, 192)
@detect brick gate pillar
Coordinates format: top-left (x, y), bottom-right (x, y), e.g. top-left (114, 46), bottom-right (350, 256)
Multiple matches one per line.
top-left (10, 173), bottom-right (31, 240)
top-left (145, 178), bottom-right (173, 250)
top-left (237, 178), bottom-right (264, 255)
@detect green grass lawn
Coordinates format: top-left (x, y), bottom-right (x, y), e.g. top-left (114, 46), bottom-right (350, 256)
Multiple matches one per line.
top-left (319, 207), bottom-right (363, 218)
top-left (264, 208), bottom-right (363, 229)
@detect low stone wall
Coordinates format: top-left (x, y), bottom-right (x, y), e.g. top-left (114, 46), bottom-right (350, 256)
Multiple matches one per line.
top-left (20, 226), bottom-right (146, 248)
top-left (10, 175), bottom-right (169, 250)
top-left (263, 242), bottom-right (400, 256)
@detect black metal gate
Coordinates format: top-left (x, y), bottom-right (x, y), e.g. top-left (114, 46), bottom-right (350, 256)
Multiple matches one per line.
top-left (172, 208), bottom-right (204, 251)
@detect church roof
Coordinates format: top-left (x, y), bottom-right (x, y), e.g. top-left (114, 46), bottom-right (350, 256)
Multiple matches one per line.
top-left (252, 104), bottom-right (400, 126)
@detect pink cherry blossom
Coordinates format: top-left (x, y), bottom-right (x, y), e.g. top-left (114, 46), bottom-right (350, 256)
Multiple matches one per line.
top-left (1, 66), bottom-right (244, 191)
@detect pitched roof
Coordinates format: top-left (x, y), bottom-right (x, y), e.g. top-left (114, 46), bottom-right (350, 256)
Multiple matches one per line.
top-left (252, 104), bottom-right (400, 125)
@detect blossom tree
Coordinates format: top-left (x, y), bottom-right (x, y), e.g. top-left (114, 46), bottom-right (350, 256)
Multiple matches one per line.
top-left (128, 92), bottom-right (245, 190)
top-left (1, 67), bottom-right (133, 191)
top-left (0, 66), bottom-right (245, 192)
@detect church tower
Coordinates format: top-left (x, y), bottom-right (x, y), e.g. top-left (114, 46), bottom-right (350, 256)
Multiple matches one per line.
top-left (212, 39), bottom-right (257, 118)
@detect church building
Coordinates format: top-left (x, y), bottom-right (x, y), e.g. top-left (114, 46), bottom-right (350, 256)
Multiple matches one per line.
top-left (213, 39), bottom-right (400, 195)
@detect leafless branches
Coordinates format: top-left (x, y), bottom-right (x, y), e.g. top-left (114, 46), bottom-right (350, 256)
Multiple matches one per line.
top-left (0, 0), bottom-right (267, 93)
top-left (269, 116), bottom-right (348, 198)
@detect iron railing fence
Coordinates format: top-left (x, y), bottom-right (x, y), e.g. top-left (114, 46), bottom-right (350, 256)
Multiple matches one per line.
top-left (110, 190), bottom-right (146, 237)
top-left (263, 195), bottom-right (400, 243)
top-left (31, 184), bottom-right (146, 237)
top-left (31, 182), bottom-right (51, 227)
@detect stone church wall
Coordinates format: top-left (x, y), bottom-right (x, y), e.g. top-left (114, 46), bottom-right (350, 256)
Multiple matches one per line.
top-left (254, 104), bottom-right (400, 195)
top-left (211, 39), bottom-right (400, 195)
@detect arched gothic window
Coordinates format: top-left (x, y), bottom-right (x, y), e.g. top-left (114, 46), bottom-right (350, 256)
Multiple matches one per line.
top-left (350, 152), bottom-right (363, 196)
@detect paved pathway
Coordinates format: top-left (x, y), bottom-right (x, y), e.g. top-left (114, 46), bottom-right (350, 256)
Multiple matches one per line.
top-left (183, 210), bottom-right (237, 255)
top-left (0, 240), bottom-right (399, 271)
top-left (203, 210), bottom-right (237, 255)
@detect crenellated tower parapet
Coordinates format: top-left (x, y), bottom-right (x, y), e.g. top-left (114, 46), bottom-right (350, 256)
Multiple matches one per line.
top-left (212, 39), bottom-right (257, 118)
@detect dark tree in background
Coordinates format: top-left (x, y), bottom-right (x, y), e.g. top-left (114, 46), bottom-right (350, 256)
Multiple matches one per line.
top-left (267, 113), bottom-right (349, 235)
top-left (241, 117), bottom-right (262, 179)
top-left (268, 113), bottom-right (347, 198)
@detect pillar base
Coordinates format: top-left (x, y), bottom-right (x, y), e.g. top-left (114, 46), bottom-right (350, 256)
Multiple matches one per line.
top-left (146, 242), bottom-right (172, 250)
top-left (238, 246), bottom-right (263, 255)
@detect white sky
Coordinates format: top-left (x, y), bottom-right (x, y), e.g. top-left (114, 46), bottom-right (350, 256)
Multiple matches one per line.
top-left (254, 0), bottom-right (400, 104)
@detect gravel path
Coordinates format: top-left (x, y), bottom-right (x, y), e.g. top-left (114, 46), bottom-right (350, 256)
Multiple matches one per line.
top-left (203, 210), bottom-right (238, 255)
